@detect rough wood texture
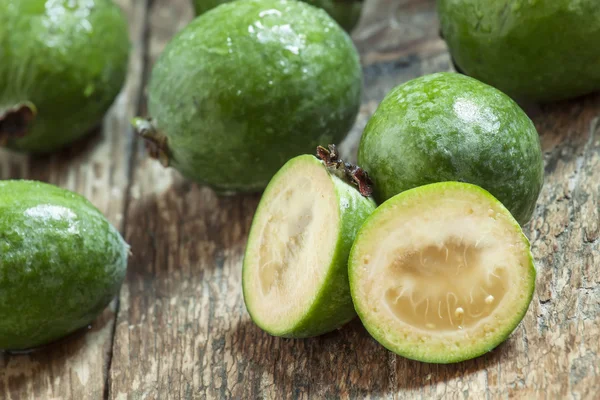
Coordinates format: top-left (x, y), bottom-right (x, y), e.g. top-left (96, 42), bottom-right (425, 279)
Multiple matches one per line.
top-left (0, 0), bottom-right (147, 398)
top-left (3, 0), bottom-right (600, 398)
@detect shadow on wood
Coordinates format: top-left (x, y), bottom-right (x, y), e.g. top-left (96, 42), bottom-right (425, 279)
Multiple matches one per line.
top-left (228, 309), bottom-right (512, 398)
top-left (0, 304), bottom-right (116, 396)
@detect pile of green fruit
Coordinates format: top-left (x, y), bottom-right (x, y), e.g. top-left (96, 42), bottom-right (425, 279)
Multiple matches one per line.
top-left (4, 0), bottom-right (596, 366)
top-left (242, 72), bottom-right (543, 363)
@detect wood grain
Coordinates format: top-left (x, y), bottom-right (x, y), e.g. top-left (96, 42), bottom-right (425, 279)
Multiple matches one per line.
top-left (0, 0), bottom-right (148, 398)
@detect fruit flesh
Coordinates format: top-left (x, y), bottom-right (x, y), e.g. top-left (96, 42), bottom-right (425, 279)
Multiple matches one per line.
top-left (383, 240), bottom-right (507, 332)
top-left (243, 154), bottom-right (376, 337)
top-left (350, 182), bottom-right (536, 364)
top-left (245, 158), bottom-right (339, 332)
top-left (144, 0), bottom-right (362, 192)
top-left (0, 0), bottom-right (130, 152)
top-left (0, 180), bottom-right (129, 350)
top-left (437, 0), bottom-right (600, 102)
top-left (358, 72), bottom-right (544, 225)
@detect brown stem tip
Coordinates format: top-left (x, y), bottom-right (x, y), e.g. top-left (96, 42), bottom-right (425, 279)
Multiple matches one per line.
top-left (0, 103), bottom-right (37, 145)
top-left (316, 144), bottom-right (373, 197)
top-left (132, 117), bottom-right (170, 168)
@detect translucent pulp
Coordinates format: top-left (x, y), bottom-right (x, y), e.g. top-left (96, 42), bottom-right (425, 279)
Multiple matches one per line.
top-left (383, 240), bottom-right (508, 331)
top-left (349, 183), bottom-right (535, 363)
top-left (244, 158), bottom-right (339, 332)
top-left (258, 177), bottom-right (316, 295)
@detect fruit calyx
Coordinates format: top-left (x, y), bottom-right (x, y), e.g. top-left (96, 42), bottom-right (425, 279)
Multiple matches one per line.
top-left (0, 102), bottom-right (37, 145)
top-left (132, 118), bottom-right (170, 167)
top-left (316, 144), bottom-right (373, 197)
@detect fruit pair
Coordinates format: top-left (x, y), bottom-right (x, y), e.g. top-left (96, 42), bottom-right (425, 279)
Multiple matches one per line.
top-left (242, 72), bottom-right (543, 364)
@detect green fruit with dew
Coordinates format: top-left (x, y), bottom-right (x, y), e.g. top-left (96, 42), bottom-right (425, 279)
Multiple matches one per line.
top-left (349, 182), bottom-right (536, 364)
top-left (134, 0), bottom-right (362, 194)
top-left (437, 0), bottom-right (600, 102)
top-left (243, 152), bottom-right (376, 337)
top-left (192, 0), bottom-right (364, 32)
top-left (0, 0), bottom-right (130, 153)
top-left (0, 180), bottom-right (129, 351)
top-left (358, 72), bottom-right (543, 225)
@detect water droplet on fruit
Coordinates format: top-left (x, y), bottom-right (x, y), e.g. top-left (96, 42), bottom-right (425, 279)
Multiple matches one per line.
top-left (259, 9), bottom-right (282, 18)
top-left (485, 295), bottom-right (494, 304)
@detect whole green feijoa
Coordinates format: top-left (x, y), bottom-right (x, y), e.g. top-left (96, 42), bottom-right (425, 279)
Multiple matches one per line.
top-left (0, 181), bottom-right (129, 351)
top-left (358, 72), bottom-right (544, 225)
top-left (135, 0), bottom-right (362, 193)
top-left (0, 0), bottom-right (130, 153)
top-left (438, 0), bottom-right (600, 102)
top-left (192, 0), bottom-right (364, 32)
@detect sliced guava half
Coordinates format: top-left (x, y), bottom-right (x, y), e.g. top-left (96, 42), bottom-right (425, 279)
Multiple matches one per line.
top-left (243, 153), bottom-right (376, 337)
top-left (349, 182), bottom-right (536, 363)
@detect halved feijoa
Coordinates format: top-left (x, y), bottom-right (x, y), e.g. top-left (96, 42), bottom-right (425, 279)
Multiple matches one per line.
top-left (243, 152), bottom-right (376, 337)
top-left (349, 182), bottom-right (536, 363)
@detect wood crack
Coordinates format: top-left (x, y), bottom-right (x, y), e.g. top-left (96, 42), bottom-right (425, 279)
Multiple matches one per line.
top-left (103, 0), bottom-right (153, 399)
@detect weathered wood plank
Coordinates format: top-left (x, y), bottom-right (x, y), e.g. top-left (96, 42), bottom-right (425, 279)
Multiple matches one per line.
top-left (110, 0), bottom-right (600, 399)
top-left (0, 0), bottom-right (148, 398)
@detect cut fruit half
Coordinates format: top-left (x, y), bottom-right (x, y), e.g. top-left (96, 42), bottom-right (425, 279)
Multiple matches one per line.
top-left (349, 182), bottom-right (536, 363)
top-left (243, 154), bottom-right (376, 338)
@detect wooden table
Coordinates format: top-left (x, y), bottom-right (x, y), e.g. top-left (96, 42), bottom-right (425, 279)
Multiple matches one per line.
top-left (1, 0), bottom-right (599, 398)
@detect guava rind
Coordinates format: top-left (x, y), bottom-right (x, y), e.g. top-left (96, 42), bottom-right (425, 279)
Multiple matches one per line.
top-left (357, 72), bottom-right (543, 225)
top-left (0, 0), bottom-right (130, 153)
top-left (145, 0), bottom-right (362, 193)
top-left (437, 0), bottom-right (600, 102)
top-left (0, 180), bottom-right (129, 350)
top-left (348, 181), bottom-right (536, 364)
top-left (242, 155), bottom-right (376, 337)
top-left (192, 0), bottom-right (363, 32)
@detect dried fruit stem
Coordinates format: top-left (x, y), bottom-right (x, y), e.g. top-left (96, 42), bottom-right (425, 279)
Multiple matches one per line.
top-left (0, 102), bottom-right (37, 146)
top-left (316, 144), bottom-right (373, 197)
top-left (132, 117), bottom-right (170, 167)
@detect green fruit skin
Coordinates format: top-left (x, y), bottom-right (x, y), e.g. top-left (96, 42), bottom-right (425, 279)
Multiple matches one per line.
top-left (349, 182), bottom-right (537, 364)
top-left (243, 155), bottom-right (376, 338)
top-left (437, 0), bottom-right (600, 102)
top-left (358, 72), bottom-right (544, 225)
top-left (192, 0), bottom-right (363, 32)
top-left (0, 0), bottom-right (130, 153)
top-left (146, 0), bottom-right (362, 193)
top-left (0, 181), bottom-right (129, 350)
